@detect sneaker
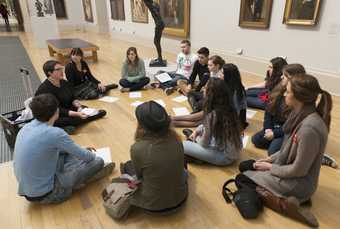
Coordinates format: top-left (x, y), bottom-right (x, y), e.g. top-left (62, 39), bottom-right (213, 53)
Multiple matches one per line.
top-left (86, 162), bottom-right (116, 184)
top-left (165, 87), bottom-right (176, 96)
top-left (182, 129), bottom-right (193, 139)
top-left (62, 126), bottom-right (76, 135)
top-left (322, 154), bottom-right (338, 169)
top-left (120, 88), bottom-right (130, 93)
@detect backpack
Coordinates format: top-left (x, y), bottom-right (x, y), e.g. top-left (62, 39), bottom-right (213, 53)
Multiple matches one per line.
top-left (222, 178), bottom-right (263, 219)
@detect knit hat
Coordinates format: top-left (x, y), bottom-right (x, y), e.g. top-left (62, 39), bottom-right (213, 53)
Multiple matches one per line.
top-left (135, 101), bottom-right (170, 132)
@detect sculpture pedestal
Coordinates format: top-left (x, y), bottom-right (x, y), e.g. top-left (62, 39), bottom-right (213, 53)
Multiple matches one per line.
top-left (149, 58), bottom-right (167, 67)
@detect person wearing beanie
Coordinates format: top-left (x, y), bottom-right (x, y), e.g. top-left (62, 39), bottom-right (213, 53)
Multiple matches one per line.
top-left (121, 101), bottom-right (188, 215)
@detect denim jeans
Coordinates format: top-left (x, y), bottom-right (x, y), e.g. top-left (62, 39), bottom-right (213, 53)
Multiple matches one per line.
top-left (246, 87), bottom-right (267, 110)
top-left (158, 71), bottom-right (188, 88)
top-left (39, 153), bottom-right (104, 204)
top-left (251, 129), bottom-right (284, 155)
top-left (183, 141), bottom-right (235, 166)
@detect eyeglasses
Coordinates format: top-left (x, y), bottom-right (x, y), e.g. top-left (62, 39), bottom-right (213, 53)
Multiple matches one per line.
top-left (53, 67), bottom-right (64, 72)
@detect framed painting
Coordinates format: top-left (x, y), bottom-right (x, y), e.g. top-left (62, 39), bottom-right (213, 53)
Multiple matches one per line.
top-left (239, 0), bottom-right (273, 29)
top-left (131, 0), bottom-right (148, 23)
top-left (283, 0), bottom-right (322, 26)
top-left (53, 0), bottom-right (67, 19)
top-left (110, 0), bottom-right (125, 21)
top-left (156, 0), bottom-right (190, 38)
top-left (82, 0), bottom-right (94, 23)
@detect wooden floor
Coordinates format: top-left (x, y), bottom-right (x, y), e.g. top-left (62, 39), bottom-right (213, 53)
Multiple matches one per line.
top-left (1, 31), bottom-right (340, 229)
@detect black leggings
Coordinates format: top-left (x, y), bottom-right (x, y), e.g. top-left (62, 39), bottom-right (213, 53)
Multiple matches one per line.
top-left (54, 111), bottom-right (106, 127)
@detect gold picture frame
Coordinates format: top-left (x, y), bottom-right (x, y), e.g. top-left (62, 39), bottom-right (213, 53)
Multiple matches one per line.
top-left (156, 0), bottom-right (190, 38)
top-left (239, 0), bottom-right (273, 29)
top-left (283, 0), bottom-right (322, 26)
top-left (131, 0), bottom-right (148, 23)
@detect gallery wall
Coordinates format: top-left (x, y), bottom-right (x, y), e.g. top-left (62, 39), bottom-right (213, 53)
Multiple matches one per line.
top-left (106, 0), bottom-right (340, 94)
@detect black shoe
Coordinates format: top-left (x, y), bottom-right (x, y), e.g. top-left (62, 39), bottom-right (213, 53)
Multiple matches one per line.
top-left (182, 129), bottom-right (193, 139)
top-left (96, 110), bottom-right (107, 118)
top-left (105, 83), bottom-right (118, 90)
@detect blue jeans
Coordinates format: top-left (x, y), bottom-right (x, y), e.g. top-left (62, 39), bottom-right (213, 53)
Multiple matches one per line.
top-left (246, 87), bottom-right (267, 110)
top-left (183, 141), bottom-right (235, 166)
top-left (158, 71), bottom-right (188, 88)
top-left (251, 130), bottom-right (284, 155)
top-left (39, 153), bottom-right (104, 204)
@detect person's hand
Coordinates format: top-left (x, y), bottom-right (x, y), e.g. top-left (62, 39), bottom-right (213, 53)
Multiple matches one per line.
top-left (264, 129), bottom-right (274, 141)
top-left (77, 112), bottom-right (88, 119)
top-left (98, 83), bottom-right (106, 92)
top-left (257, 156), bottom-right (272, 163)
top-left (73, 100), bottom-right (82, 108)
top-left (254, 162), bottom-right (272, 171)
top-left (86, 147), bottom-right (96, 152)
top-left (189, 131), bottom-right (197, 142)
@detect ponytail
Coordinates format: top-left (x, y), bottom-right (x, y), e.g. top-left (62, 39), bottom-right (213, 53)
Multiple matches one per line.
top-left (317, 90), bottom-right (333, 131)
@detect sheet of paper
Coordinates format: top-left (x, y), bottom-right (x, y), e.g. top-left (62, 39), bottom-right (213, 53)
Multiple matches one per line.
top-left (173, 107), bottom-right (190, 116)
top-left (131, 101), bottom-right (144, 107)
top-left (172, 95), bottom-right (188, 103)
top-left (98, 96), bottom-right (119, 103)
top-left (246, 109), bottom-right (257, 119)
top-left (81, 108), bottom-right (98, 117)
top-left (129, 92), bottom-right (142, 98)
top-left (95, 147), bottom-right (112, 164)
top-left (155, 99), bottom-right (166, 107)
top-left (242, 135), bottom-right (249, 149)
top-left (155, 72), bottom-right (172, 83)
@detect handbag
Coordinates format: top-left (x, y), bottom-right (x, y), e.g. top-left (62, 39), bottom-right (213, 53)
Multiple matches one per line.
top-left (102, 175), bottom-right (139, 220)
top-left (222, 178), bottom-right (263, 219)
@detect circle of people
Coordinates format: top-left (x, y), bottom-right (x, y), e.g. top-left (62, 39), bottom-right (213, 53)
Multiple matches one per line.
top-left (13, 39), bottom-right (333, 227)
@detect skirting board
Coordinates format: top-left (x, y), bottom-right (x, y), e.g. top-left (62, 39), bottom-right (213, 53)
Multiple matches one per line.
top-left (109, 31), bottom-right (340, 95)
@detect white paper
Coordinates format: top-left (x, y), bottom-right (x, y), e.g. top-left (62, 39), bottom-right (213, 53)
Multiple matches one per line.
top-left (173, 107), bottom-right (190, 116)
top-left (129, 92), bottom-right (142, 98)
top-left (246, 109), bottom-right (257, 119)
top-left (155, 99), bottom-right (166, 107)
top-left (172, 95), bottom-right (188, 103)
top-left (95, 147), bottom-right (112, 164)
top-left (81, 108), bottom-right (99, 117)
top-left (98, 96), bottom-right (119, 103)
top-left (242, 135), bottom-right (249, 149)
top-left (131, 101), bottom-right (144, 107)
top-left (155, 72), bottom-right (172, 83)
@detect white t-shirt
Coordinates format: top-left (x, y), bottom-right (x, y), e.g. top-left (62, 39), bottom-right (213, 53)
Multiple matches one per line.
top-left (176, 52), bottom-right (198, 78)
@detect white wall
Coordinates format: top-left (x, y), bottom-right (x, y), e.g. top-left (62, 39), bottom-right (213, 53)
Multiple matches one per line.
top-left (107, 0), bottom-right (340, 94)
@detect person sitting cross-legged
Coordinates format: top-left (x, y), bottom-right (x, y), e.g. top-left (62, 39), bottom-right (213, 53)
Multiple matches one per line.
top-left (13, 94), bottom-right (115, 204)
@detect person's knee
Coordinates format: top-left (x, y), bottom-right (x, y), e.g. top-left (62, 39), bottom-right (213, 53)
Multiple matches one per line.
top-left (119, 79), bottom-right (128, 87)
top-left (251, 133), bottom-right (265, 147)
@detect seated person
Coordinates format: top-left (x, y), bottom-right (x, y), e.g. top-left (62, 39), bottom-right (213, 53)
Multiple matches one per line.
top-left (35, 60), bottom-right (106, 132)
top-left (185, 55), bottom-right (225, 113)
top-left (252, 64), bottom-right (306, 155)
top-left (119, 47), bottom-right (150, 93)
top-left (172, 64), bottom-right (246, 128)
top-left (121, 101), bottom-right (188, 214)
top-left (177, 47), bottom-right (210, 96)
top-left (246, 57), bottom-right (287, 110)
top-left (220, 63), bottom-right (247, 129)
top-left (240, 74), bottom-right (332, 227)
top-left (65, 48), bottom-right (118, 100)
top-left (153, 40), bottom-right (197, 95)
top-left (13, 94), bottom-right (115, 204)
top-left (182, 78), bottom-right (242, 166)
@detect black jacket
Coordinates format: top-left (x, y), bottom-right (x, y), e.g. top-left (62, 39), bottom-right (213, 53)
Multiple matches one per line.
top-left (65, 60), bottom-right (100, 87)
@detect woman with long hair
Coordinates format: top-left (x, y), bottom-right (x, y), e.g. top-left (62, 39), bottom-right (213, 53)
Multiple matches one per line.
top-left (182, 78), bottom-right (242, 166)
top-left (121, 101), bottom-right (188, 214)
top-left (251, 64), bottom-right (306, 155)
top-left (240, 74), bottom-right (332, 227)
top-left (119, 47), bottom-right (150, 92)
top-left (65, 48), bottom-right (118, 99)
top-left (246, 57), bottom-right (288, 110)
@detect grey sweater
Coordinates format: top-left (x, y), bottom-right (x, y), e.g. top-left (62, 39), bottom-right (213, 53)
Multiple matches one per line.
top-left (121, 59), bottom-right (146, 83)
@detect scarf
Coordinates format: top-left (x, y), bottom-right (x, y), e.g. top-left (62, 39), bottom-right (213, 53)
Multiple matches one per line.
top-left (283, 104), bottom-right (316, 135)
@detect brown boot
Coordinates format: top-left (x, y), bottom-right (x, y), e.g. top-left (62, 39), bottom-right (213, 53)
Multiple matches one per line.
top-left (177, 79), bottom-right (190, 96)
top-left (256, 186), bottom-right (319, 227)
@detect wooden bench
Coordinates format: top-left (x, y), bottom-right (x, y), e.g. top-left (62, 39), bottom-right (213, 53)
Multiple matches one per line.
top-left (46, 38), bottom-right (99, 63)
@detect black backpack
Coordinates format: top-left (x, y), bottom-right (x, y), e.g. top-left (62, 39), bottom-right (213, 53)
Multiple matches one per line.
top-left (222, 178), bottom-right (263, 219)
